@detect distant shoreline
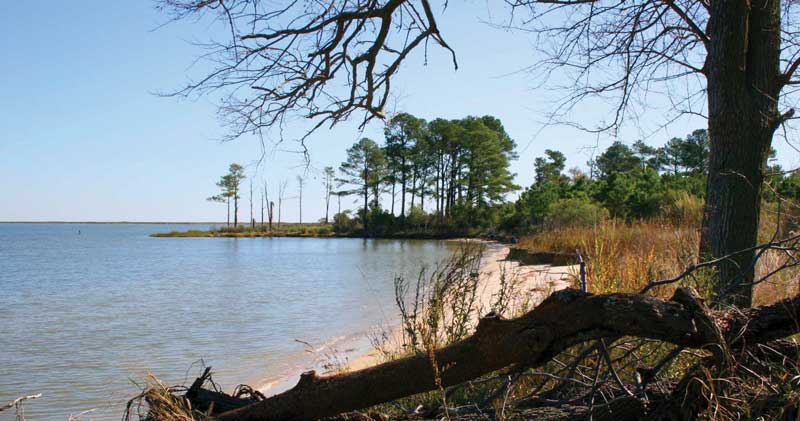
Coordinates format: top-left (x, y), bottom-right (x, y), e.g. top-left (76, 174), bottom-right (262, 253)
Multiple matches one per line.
top-left (0, 221), bottom-right (223, 224)
top-left (150, 229), bottom-right (488, 240)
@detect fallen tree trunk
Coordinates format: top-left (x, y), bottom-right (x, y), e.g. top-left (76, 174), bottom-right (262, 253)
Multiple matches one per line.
top-left (209, 287), bottom-right (800, 420)
top-left (182, 288), bottom-right (800, 420)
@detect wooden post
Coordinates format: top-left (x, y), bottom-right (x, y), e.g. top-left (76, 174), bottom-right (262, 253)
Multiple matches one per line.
top-left (576, 249), bottom-right (587, 293)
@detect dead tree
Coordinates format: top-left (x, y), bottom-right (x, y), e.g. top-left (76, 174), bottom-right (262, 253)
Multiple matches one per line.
top-left (296, 175), bottom-right (305, 224)
top-left (277, 179), bottom-right (288, 226)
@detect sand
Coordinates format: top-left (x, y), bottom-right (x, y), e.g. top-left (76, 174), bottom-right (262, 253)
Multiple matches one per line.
top-left (343, 241), bottom-right (576, 372)
top-left (254, 241), bottom-right (577, 393)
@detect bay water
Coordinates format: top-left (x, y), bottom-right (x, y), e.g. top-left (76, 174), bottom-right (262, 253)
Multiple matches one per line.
top-left (0, 223), bottom-right (457, 420)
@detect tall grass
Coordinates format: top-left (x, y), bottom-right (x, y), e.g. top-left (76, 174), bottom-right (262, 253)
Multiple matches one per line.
top-left (519, 219), bottom-right (699, 297)
top-left (518, 210), bottom-right (799, 305)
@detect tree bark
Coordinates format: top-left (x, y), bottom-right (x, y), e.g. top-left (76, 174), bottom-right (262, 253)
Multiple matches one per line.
top-left (210, 287), bottom-right (800, 421)
top-left (701, 0), bottom-right (782, 307)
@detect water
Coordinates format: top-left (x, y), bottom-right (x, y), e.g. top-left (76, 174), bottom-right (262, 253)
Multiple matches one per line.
top-left (0, 224), bottom-right (457, 420)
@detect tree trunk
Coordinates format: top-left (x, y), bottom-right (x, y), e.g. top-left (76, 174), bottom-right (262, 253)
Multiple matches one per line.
top-left (226, 197), bottom-right (230, 226)
top-left (209, 287), bottom-right (800, 421)
top-left (325, 186), bottom-right (331, 224)
top-left (269, 202), bottom-right (274, 231)
top-left (234, 194), bottom-right (239, 227)
top-left (700, 0), bottom-right (782, 307)
top-left (400, 156), bottom-right (407, 220)
top-left (419, 177), bottom-right (425, 213)
top-left (390, 182), bottom-right (395, 216)
top-left (363, 166), bottom-right (369, 233)
top-left (410, 167), bottom-right (417, 211)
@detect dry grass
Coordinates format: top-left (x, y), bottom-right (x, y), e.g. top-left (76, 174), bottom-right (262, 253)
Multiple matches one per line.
top-left (124, 375), bottom-right (200, 421)
top-left (519, 219), bottom-right (699, 298)
top-left (518, 212), bottom-right (800, 305)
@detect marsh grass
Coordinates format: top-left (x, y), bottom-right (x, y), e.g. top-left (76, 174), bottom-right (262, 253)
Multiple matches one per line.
top-left (125, 375), bottom-right (200, 421)
top-left (152, 223), bottom-right (338, 238)
top-left (519, 219), bottom-right (699, 297)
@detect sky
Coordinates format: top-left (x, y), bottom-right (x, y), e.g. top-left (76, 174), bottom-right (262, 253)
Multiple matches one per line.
top-left (2, 1), bottom-right (798, 222)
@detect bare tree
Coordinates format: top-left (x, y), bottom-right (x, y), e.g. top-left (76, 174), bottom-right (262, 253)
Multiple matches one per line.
top-left (296, 175), bottom-right (305, 224)
top-left (322, 166), bottom-right (336, 224)
top-left (269, 201), bottom-right (275, 230)
top-left (260, 181), bottom-right (265, 225)
top-left (277, 179), bottom-right (288, 226)
top-left (249, 179), bottom-right (255, 228)
top-left (161, 0), bottom-right (800, 306)
top-left (159, 0), bottom-right (455, 144)
top-left (263, 180), bottom-right (273, 231)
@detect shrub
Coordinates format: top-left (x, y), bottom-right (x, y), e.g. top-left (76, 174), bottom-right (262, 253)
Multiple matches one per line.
top-left (405, 205), bottom-right (427, 229)
top-left (332, 211), bottom-right (357, 233)
top-left (544, 197), bottom-right (607, 229)
top-left (661, 190), bottom-right (704, 227)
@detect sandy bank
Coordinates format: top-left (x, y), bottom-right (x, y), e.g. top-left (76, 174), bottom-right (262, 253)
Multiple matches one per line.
top-left (344, 242), bottom-right (576, 372)
top-left (253, 241), bottom-right (576, 394)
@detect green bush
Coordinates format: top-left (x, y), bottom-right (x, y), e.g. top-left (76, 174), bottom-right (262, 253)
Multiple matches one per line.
top-left (661, 190), bottom-right (704, 226)
top-left (544, 197), bottom-right (608, 229)
top-left (332, 211), bottom-right (357, 233)
top-left (406, 205), bottom-right (427, 228)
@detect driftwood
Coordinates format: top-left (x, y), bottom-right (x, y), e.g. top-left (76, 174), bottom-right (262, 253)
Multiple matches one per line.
top-left (198, 287), bottom-right (800, 420)
top-left (0, 393), bottom-right (42, 413)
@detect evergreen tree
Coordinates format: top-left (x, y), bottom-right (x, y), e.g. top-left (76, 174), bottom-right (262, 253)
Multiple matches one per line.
top-left (337, 138), bottom-right (386, 232)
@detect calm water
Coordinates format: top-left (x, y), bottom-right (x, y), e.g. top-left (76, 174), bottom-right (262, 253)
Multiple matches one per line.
top-left (0, 224), bottom-right (457, 420)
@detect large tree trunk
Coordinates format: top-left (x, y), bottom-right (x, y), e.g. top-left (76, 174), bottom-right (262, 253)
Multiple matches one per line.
top-left (701, 0), bottom-right (782, 308)
top-left (204, 287), bottom-right (800, 421)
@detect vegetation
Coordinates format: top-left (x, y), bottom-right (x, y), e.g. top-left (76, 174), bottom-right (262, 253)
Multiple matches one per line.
top-left (127, 1), bottom-right (800, 418)
top-left (207, 164), bottom-right (245, 227)
top-left (128, 238), bottom-right (800, 420)
top-left (152, 223), bottom-right (338, 238)
top-left (161, 0), bottom-right (800, 310)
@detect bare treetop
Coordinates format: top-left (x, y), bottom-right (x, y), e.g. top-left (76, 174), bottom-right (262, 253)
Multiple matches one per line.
top-left (160, 0), bottom-right (800, 140)
top-left (160, 0), bottom-right (457, 144)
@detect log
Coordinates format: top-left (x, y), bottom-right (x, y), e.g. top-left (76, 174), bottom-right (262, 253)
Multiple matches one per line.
top-left (213, 288), bottom-right (800, 420)
top-left (0, 393), bottom-right (42, 413)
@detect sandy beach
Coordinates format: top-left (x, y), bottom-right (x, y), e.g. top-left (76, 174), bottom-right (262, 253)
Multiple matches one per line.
top-left (342, 241), bottom-right (576, 372)
top-left (253, 241), bottom-right (577, 394)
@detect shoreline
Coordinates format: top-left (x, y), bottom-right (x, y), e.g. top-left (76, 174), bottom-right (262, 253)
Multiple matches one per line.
top-left (255, 241), bottom-right (575, 395)
top-left (151, 227), bottom-right (516, 242)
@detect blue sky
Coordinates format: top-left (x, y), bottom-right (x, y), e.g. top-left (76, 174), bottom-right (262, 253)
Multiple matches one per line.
top-left (2, 1), bottom-right (795, 222)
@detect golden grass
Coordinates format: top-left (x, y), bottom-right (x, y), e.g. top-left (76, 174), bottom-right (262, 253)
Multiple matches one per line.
top-left (519, 219), bottom-right (699, 298)
top-left (518, 215), bottom-right (799, 305)
top-left (124, 375), bottom-right (200, 421)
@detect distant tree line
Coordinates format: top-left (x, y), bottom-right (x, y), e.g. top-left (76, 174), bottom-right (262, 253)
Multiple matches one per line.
top-left (208, 123), bottom-right (800, 238)
top-left (507, 129), bottom-right (800, 235)
top-left (334, 113), bottom-right (518, 235)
